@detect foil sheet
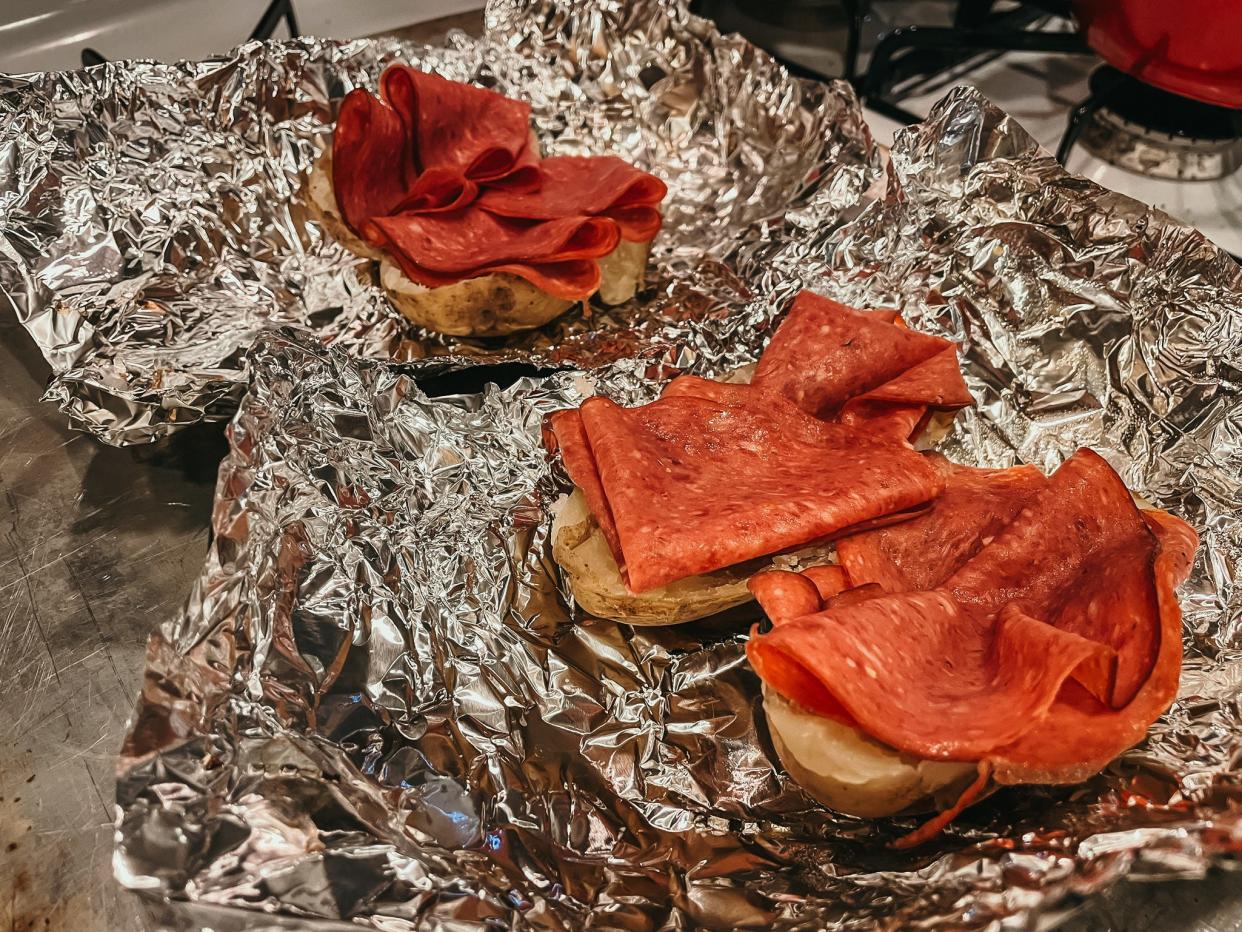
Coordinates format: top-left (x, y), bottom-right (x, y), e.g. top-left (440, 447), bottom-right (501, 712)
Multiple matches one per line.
top-left (3, 0), bottom-right (1237, 927)
top-left (117, 88), bottom-right (1242, 932)
top-left (0, 0), bottom-right (873, 445)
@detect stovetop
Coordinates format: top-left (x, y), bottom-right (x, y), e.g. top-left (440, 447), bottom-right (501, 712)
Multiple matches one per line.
top-left (865, 50), bottom-right (1242, 255)
top-left (699, 0), bottom-right (1242, 256)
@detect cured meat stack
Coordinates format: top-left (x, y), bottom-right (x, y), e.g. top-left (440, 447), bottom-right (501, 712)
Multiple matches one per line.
top-left (548, 289), bottom-right (1198, 842)
top-left (331, 67), bottom-right (665, 300)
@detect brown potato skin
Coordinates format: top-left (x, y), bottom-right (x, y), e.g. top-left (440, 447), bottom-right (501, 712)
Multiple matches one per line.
top-left (381, 261), bottom-right (576, 337)
top-left (551, 490), bottom-right (755, 626)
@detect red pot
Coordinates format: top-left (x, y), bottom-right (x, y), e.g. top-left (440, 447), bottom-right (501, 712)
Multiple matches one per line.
top-left (1074, 0), bottom-right (1242, 108)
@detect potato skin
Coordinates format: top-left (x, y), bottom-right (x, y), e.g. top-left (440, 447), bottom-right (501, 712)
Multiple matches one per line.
top-left (381, 261), bottom-right (575, 337)
top-left (305, 156), bottom-right (386, 262)
top-left (551, 490), bottom-right (754, 626)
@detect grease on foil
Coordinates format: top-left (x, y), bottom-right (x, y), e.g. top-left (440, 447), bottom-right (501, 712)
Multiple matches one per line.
top-left (2, 0), bottom-right (1239, 929)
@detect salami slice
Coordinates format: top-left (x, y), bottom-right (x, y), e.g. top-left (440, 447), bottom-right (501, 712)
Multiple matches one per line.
top-left (748, 448), bottom-right (1196, 776)
top-left (331, 88), bottom-right (418, 231)
top-left (837, 457), bottom-right (1049, 593)
top-left (365, 208), bottom-right (620, 300)
top-left (547, 409), bottom-right (622, 562)
top-left (551, 385), bottom-right (944, 592)
top-left (479, 155), bottom-right (667, 242)
top-left (946, 450), bottom-right (1159, 708)
top-left (748, 571), bottom-right (823, 624)
top-left (748, 591), bottom-right (1117, 759)
top-left (381, 67), bottom-right (537, 185)
top-left (749, 566), bottom-right (883, 625)
top-left (333, 68), bottom-right (539, 232)
top-left (990, 507), bottom-right (1196, 785)
top-left (752, 291), bottom-right (973, 436)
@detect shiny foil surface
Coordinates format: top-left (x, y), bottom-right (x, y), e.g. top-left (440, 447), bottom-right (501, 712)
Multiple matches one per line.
top-left (0, 0), bottom-right (872, 445)
top-left (119, 95), bottom-right (1242, 932)
top-left (4, 0), bottom-right (1240, 927)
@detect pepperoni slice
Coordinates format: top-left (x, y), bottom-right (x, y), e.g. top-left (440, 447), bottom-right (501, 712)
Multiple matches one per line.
top-left (947, 451), bottom-right (1159, 708)
top-left (547, 410), bottom-right (622, 562)
top-left (550, 384), bottom-right (944, 592)
top-left (331, 88), bottom-right (418, 232)
top-left (748, 592), bottom-right (1117, 760)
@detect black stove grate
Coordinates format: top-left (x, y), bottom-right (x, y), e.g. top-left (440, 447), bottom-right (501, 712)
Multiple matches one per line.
top-left (1057, 65), bottom-right (1242, 165)
top-left (857, 0), bottom-right (1088, 127)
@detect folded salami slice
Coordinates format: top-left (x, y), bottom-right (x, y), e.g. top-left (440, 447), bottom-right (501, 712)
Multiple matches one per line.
top-left (547, 409), bottom-right (621, 562)
top-left (748, 448), bottom-right (1196, 767)
top-left (365, 208), bottom-right (620, 300)
top-left (380, 66), bottom-right (540, 211)
top-left (752, 291), bottom-right (973, 437)
top-left (837, 457), bottom-right (1049, 593)
top-left (331, 88), bottom-right (418, 231)
top-left (749, 590), bottom-right (1117, 758)
top-left (991, 507), bottom-right (1197, 785)
top-left (548, 383), bottom-right (944, 592)
top-left (946, 450), bottom-right (1160, 708)
top-left (333, 66), bottom-right (539, 233)
top-left (479, 155), bottom-right (667, 242)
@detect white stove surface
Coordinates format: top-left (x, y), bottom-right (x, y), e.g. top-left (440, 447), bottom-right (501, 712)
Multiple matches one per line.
top-left (862, 51), bottom-right (1242, 256)
top-left (0, 0), bottom-right (483, 74)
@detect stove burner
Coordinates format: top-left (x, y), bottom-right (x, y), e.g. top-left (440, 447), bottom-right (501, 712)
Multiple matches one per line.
top-left (1064, 67), bottom-right (1242, 181)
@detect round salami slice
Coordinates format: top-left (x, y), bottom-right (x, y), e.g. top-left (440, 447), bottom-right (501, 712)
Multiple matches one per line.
top-left (989, 506), bottom-right (1197, 785)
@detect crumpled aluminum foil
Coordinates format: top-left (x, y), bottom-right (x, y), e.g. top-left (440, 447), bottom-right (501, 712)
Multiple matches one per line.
top-left (6, 0), bottom-right (1237, 926)
top-left (115, 58), bottom-right (1242, 932)
top-left (0, 0), bottom-right (873, 445)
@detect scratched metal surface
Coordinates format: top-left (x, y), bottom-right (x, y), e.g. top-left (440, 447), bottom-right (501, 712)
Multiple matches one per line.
top-left (1, 11), bottom-right (1241, 932)
top-left (0, 312), bottom-right (221, 930)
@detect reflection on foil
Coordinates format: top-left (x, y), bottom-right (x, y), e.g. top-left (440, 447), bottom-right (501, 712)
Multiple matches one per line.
top-left (0, 0), bottom-right (874, 445)
top-left (2, 0), bottom-right (1234, 926)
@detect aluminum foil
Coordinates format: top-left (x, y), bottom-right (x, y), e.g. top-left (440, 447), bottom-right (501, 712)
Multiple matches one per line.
top-left (5, 0), bottom-right (1237, 926)
top-left (114, 84), bottom-right (1242, 932)
top-left (0, 0), bottom-right (873, 445)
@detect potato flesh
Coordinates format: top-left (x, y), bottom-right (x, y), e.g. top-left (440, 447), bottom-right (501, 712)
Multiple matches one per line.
top-left (764, 687), bottom-right (975, 818)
